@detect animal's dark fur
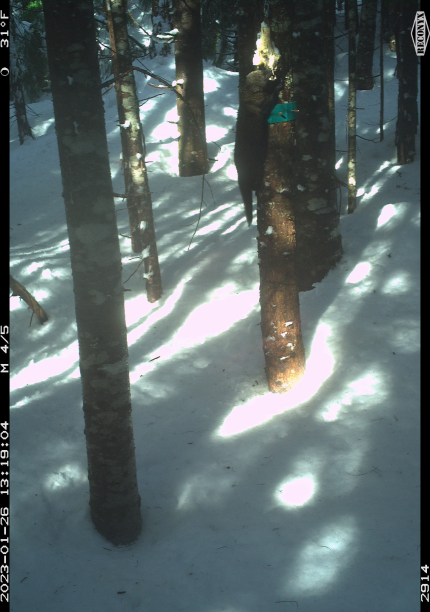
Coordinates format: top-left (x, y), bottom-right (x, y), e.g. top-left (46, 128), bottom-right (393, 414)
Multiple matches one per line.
top-left (234, 69), bottom-right (281, 226)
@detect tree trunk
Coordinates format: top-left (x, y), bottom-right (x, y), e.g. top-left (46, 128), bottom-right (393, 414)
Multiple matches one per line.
top-left (344, 0), bottom-right (358, 32)
top-left (388, 1), bottom-right (398, 52)
top-left (271, 1), bottom-right (342, 291)
top-left (356, 0), bottom-right (377, 90)
top-left (323, 0), bottom-right (337, 229)
top-left (347, 0), bottom-right (357, 214)
top-left (173, 0), bottom-right (209, 177)
top-left (395, 0), bottom-right (418, 164)
top-left (10, 16), bottom-right (34, 145)
top-left (42, 0), bottom-right (142, 545)
top-left (106, 0), bottom-right (162, 302)
top-left (257, 117), bottom-right (306, 393)
top-left (380, 1), bottom-right (385, 142)
top-left (255, 14), bottom-right (305, 393)
top-left (236, 0), bottom-right (263, 105)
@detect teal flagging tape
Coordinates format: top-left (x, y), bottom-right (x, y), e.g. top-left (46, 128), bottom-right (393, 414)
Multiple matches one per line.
top-left (268, 101), bottom-right (297, 123)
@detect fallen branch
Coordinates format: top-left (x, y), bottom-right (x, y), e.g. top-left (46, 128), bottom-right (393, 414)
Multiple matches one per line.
top-left (10, 274), bottom-right (48, 324)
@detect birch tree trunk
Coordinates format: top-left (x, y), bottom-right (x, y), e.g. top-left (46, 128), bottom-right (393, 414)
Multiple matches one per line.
top-left (347, 0), bottom-right (357, 214)
top-left (42, 0), bottom-right (142, 545)
top-left (106, 0), bottom-right (162, 302)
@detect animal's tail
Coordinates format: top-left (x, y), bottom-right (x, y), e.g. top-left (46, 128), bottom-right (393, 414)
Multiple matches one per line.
top-left (239, 179), bottom-right (253, 226)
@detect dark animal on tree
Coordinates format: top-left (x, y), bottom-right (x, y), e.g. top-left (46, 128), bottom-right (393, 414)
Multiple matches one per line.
top-left (234, 68), bottom-right (282, 226)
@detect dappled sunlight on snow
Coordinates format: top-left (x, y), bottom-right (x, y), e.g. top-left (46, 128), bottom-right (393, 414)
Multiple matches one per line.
top-left (44, 463), bottom-right (87, 491)
top-left (276, 476), bottom-right (315, 507)
top-left (127, 276), bottom-right (191, 348)
top-left (345, 262), bottom-right (371, 284)
top-left (150, 106), bottom-right (180, 142)
top-left (226, 162), bottom-right (238, 182)
top-left (284, 517), bottom-right (357, 595)
top-left (376, 203), bottom-right (407, 228)
top-left (203, 76), bottom-right (219, 93)
top-left (320, 370), bottom-right (385, 422)
top-left (10, 341), bottom-right (79, 392)
top-left (129, 283), bottom-right (259, 383)
top-left (360, 183), bottom-right (379, 200)
top-left (209, 143), bottom-right (233, 174)
top-left (217, 323), bottom-right (334, 437)
top-left (177, 469), bottom-right (234, 511)
top-left (32, 116), bottom-right (55, 137)
top-left (206, 125), bottom-right (228, 142)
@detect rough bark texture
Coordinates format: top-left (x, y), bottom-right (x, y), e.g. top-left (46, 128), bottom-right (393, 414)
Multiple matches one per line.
top-left (107, 0), bottom-right (162, 302)
top-left (173, 0), bottom-right (209, 177)
top-left (347, 0), bottom-right (357, 214)
top-left (356, 0), bottom-right (377, 90)
top-left (42, 0), bottom-right (142, 545)
top-left (257, 116), bottom-right (306, 393)
top-left (394, 0), bottom-right (418, 164)
top-left (270, 0), bottom-right (342, 291)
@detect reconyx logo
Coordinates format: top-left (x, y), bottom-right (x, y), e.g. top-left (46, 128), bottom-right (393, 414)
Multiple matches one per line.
top-left (411, 11), bottom-right (429, 56)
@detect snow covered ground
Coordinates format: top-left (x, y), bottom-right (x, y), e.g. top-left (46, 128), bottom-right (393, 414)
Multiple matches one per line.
top-left (10, 13), bottom-right (419, 612)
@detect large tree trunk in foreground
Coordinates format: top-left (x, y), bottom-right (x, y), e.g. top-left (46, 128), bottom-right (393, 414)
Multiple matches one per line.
top-left (42, 0), bottom-right (142, 545)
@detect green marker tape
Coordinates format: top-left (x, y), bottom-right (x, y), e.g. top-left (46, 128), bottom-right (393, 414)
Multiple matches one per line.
top-left (268, 101), bottom-right (297, 123)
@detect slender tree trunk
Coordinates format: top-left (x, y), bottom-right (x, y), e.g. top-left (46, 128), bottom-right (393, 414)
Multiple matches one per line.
top-left (10, 16), bottom-right (34, 145)
top-left (42, 0), bottom-right (142, 545)
top-left (105, 2), bottom-right (140, 253)
top-left (106, 0), bottom-right (162, 302)
top-left (395, 0), bottom-right (418, 164)
top-left (236, 0), bottom-right (263, 106)
top-left (323, 0), bottom-right (337, 224)
top-left (173, 0), bottom-right (209, 177)
top-left (347, 0), bottom-right (357, 214)
top-left (356, 0), bottom-right (377, 90)
top-left (215, 32), bottom-right (229, 68)
top-left (344, 0), bottom-right (358, 32)
top-left (381, 0), bottom-right (390, 43)
top-left (380, 1), bottom-right (385, 142)
top-left (388, 1), bottom-right (398, 52)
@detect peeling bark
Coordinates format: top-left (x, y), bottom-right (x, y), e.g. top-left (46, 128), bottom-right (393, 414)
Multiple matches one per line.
top-left (106, 0), bottom-right (162, 302)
